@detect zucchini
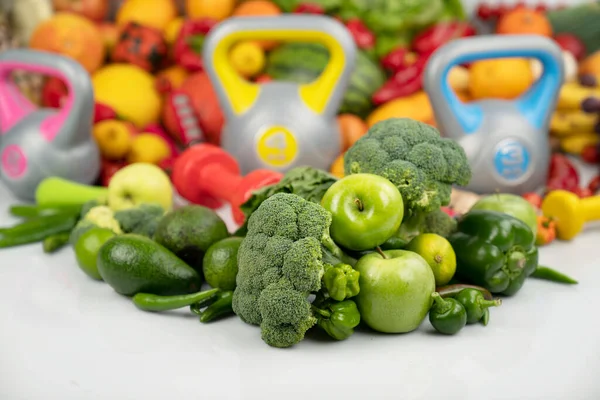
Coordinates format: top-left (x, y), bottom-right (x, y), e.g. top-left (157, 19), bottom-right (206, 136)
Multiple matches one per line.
top-left (547, 2), bottom-right (600, 57)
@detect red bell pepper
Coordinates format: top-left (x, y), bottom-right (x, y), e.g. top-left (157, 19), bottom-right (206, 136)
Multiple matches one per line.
top-left (372, 67), bottom-right (423, 106)
top-left (173, 18), bottom-right (218, 72)
top-left (381, 47), bottom-right (417, 73)
top-left (293, 3), bottom-right (325, 14)
top-left (94, 102), bottom-right (118, 124)
top-left (345, 18), bottom-right (376, 50)
top-left (545, 153), bottom-right (580, 193)
top-left (412, 22), bottom-right (477, 55)
top-left (588, 175), bottom-right (600, 194)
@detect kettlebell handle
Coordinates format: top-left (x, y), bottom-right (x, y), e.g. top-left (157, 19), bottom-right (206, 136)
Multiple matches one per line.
top-left (423, 35), bottom-right (564, 137)
top-left (0, 49), bottom-right (94, 146)
top-left (202, 15), bottom-right (357, 119)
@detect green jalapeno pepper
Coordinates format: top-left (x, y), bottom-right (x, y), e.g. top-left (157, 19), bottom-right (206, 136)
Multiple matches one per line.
top-left (448, 209), bottom-right (538, 296)
top-left (531, 266), bottom-right (578, 285)
top-left (322, 263), bottom-right (360, 302)
top-left (132, 288), bottom-right (221, 312)
top-left (196, 290), bottom-right (234, 323)
top-left (429, 292), bottom-right (467, 335)
top-left (455, 288), bottom-right (502, 326)
top-left (43, 232), bottom-right (71, 253)
top-left (311, 297), bottom-right (361, 341)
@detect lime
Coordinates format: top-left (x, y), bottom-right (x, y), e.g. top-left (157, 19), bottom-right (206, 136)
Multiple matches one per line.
top-left (405, 233), bottom-right (456, 286)
top-left (74, 228), bottom-right (117, 280)
top-left (202, 237), bottom-right (243, 290)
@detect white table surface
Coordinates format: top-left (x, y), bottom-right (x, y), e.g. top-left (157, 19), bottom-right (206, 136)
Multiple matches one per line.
top-left (1, 158), bottom-right (600, 400)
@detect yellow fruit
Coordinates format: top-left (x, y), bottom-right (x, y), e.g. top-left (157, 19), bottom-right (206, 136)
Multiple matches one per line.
top-left (92, 64), bottom-right (162, 129)
top-left (550, 110), bottom-right (597, 137)
top-left (93, 120), bottom-right (134, 160)
top-left (469, 57), bottom-right (534, 100)
top-left (229, 41), bottom-right (266, 78)
top-left (116, 0), bottom-right (177, 31)
top-left (448, 66), bottom-right (470, 93)
top-left (557, 82), bottom-right (600, 110)
top-left (186, 0), bottom-right (236, 20)
top-left (127, 133), bottom-right (171, 164)
top-left (367, 91), bottom-right (433, 127)
top-left (164, 17), bottom-right (184, 44)
top-left (560, 132), bottom-right (599, 155)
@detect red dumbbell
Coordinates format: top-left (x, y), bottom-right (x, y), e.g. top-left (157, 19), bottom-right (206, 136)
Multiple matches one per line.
top-left (171, 143), bottom-right (283, 224)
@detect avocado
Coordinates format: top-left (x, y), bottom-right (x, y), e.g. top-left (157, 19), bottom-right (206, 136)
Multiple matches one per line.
top-left (97, 234), bottom-right (202, 296)
top-left (153, 205), bottom-right (229, 273)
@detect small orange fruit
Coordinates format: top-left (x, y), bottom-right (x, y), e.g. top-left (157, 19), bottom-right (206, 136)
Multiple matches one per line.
top-left (469, 58), bottom-right (534, 100)
top-left (496, 8), bottom-right (553, 37)
top-left (337, 114), bottom-right (368, 151)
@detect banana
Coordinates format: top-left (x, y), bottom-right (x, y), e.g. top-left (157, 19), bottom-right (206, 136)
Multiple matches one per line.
top-left (557, 82), bottom-right (600, 111)
top-left (560, 132), bottom-right (599, 155)
top-left (550, 110), bottom-right (598, 137)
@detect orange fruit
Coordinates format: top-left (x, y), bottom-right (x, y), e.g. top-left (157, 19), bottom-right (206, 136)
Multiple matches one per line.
top-left (116, 0), bottom-right (177, 32)
top-left (186, 0), bottom-right (236, 21)
top-left (330, 154), bottom-right (345, 178)
top-left (93, 120), bottom-right (134, 161)
top-left (232, 1), bottom-right (281, 50)
top-left (496, 8), bottom-right (552, 37)
top-left (337, 114), bottom-right (368, 151)
top-left (469, 58), bottom-right (534, 100)
top-left (29, 12), bottom-right (105, 74)
top-left (579, 50), bottom-right (600, 76)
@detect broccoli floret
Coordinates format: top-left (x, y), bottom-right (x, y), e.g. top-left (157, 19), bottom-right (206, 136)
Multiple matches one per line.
top-left (344, 118), bottom-right (472, 215)
top-left (422, 208), bottom-right (457, 238)
top-left (114, 204), bottom-right (165, 238)
top-left (69, 205), bottom-right (122, 244)
top-left (232, 193), bottom-right (353, 348)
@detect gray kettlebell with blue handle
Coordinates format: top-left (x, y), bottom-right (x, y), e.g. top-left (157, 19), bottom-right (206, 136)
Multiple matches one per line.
top-left (424, 35), bottom-right (565, 195)
top-left (202, 15), bottom-right (356, 175)
top-left (0, 49), bottom-right (100, 200)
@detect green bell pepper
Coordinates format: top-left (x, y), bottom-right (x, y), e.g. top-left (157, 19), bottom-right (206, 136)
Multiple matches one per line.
top-left (322, 263), bottom-right (360, 302)
top-left (448, 209), bottom-right (538, 296)
top-left (312, 298), bottom-right (361, 341)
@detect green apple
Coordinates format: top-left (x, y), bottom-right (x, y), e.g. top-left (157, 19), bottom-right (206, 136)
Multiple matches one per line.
top-left (108, 163), bottom-right (173, 211)
top-left (354, 249), bottom-right (436, 333)
top-left (470, 193), bottom-right (538, 236)
top-left (321, 173), bottom-right (404, 251)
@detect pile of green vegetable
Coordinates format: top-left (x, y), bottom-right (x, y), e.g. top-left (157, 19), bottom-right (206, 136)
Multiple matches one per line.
top-left (0, 118), bottom-right (580, 349)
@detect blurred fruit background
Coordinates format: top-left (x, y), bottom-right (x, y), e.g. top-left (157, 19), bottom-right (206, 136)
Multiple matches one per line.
top-left (0, 0), bottom-right (598, 200)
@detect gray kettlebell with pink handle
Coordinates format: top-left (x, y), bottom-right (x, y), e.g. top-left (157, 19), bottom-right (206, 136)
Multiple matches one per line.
top-left (0, 49), bottom-right (100, 200)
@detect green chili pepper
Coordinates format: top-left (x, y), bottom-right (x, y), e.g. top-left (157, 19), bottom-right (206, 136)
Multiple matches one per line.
top-left (531, 266), bottom-right (578, 285)
top-left (9, 204), bottom-right (83, 219)
top-left (0, 214), bottom-right (78, 248)
top-left (448, 209), bottom-right (538, 296)
top-left (311, 297), bottom-right (361, 341)
top-left (322, 263), bottom-right (360, 302)
top-left (455, 288), bottom-right (502, 326)
top-left (198, 290), bottom-right (234, 323)
top-left (429, 292), bottom-right (467, 335)
top-left (132, 288), bottom-right (221, 312)
top-left (436, 284), bottom-right (493, 300)
top-left (42, 232), bottom-right (71, 253)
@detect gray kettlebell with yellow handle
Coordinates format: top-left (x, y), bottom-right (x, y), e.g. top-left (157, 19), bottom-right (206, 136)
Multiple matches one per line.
top-left (202, 15), bottom-right (357, 174)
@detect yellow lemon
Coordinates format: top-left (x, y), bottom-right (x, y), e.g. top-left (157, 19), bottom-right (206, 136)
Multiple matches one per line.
top-left (92, 64), bottom-right (162, 128)
top-left (93, 120), bottom-right (134, 161)
top-left (164, 17), bottom-right (184, 44)
top-left (469, 58), bottom-right (534, 100)
top-left (229, 41), bottom-right (266, 78)
top-left (127, 134), bottom-right (171, 165)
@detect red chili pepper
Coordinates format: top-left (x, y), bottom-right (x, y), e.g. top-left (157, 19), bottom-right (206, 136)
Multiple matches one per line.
top-left (293, 3), bottom-right (325, 14)
top-left (546, 153), bottom-right (580, 193)
top-left (581, 144), bottom-right (600, 164)
top-left (94, 102), bottom-right (118, 124)
top-left (588, 175), bottom-right (600, 194)
top-left (381, 47), bottom-right (416, 73)
top-left (372, 69), bottom-right (423, 105)
top-left (412, 22), bottom-right (477, 55)
top-left (345, 18), bottom-right (376, 50)
top-left (173, 18), bottom-right (218, 72)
